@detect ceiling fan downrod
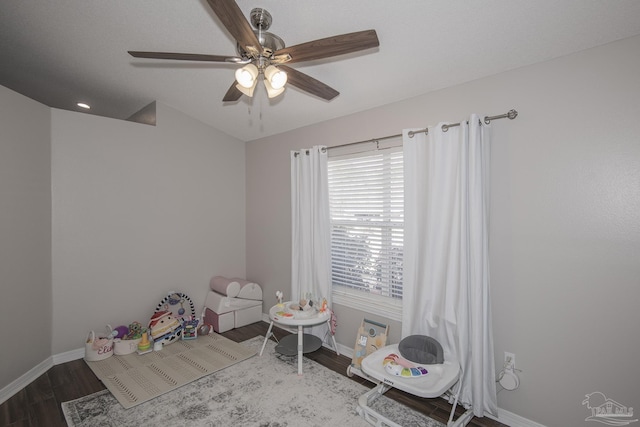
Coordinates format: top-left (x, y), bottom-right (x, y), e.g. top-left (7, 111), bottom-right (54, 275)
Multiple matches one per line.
top-left (236, 8), bottom-right (286, 62)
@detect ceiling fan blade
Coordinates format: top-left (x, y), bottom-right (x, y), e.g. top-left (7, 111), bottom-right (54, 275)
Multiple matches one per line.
top-left (128, 51), bottom-right (246, 63)
top-left (279, 65), bottom-right (339, 101)
top-left (206, 0), bottom-right (261, 57)
top-left (274, 29), bottom-right (379, 64)
top-left (222, 82), bottom-right (243, 102)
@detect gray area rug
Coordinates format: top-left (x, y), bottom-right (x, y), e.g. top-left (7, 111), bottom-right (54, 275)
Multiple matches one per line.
top-left (83, 333), bottom-right (256, 409)
top-left (63, 336), bottom-right (444, 427)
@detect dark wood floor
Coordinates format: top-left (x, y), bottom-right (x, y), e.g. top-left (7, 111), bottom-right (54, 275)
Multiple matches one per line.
top-left (0, 321), bottom-right (507, 427)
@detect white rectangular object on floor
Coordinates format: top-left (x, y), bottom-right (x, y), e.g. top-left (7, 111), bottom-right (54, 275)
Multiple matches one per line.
top-left (235, 304), bottom-right (263, 328)
top-left (204, 308), bottom-right (235, 333)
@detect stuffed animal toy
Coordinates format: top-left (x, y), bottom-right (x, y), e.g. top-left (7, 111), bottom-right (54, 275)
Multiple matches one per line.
top-left (148, 310), bottom-right (181, 340)
top-left (126, 321), bottom-right (143, 340)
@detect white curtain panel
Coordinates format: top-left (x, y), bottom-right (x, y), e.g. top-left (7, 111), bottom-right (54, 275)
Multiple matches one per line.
top-left (290, 146), bottom-right (332, 341)
top-left (402, 115), bottom-right (498, 417)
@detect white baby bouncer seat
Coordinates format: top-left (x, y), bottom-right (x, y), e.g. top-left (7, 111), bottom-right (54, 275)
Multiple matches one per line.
top-left (357, 335), bottom-right (474, 427)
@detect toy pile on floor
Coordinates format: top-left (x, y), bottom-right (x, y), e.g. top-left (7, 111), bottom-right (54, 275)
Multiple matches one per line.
top-left (85, 291), bottom-right (207, 360)
top-left (85, 276), bottom-right (263, 361)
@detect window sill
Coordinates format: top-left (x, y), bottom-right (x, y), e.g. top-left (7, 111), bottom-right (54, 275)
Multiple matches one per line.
top-left (332, 285), bottom-right (402, 321)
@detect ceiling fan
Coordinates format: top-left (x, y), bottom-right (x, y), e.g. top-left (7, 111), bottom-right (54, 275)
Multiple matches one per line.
top-left (128, 0), bottom-right (379, 102)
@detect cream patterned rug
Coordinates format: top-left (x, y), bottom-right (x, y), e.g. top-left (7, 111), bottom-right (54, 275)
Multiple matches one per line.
top-left (83, 333), bottom-right (256, 409)
top-left (63, 336), bottom-right (444, 427)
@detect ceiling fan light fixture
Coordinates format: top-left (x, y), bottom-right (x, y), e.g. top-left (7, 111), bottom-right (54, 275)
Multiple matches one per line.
top-left (264, 78), bottom-right (285, 98)
top-left (127, 1), bottom-right (380, 104)
top-left (235, 63), bottom-right (259, 88)
top-left (236, 82), bottom-right (256, 97)
top-left (264, 65), bottom-right (287, 90)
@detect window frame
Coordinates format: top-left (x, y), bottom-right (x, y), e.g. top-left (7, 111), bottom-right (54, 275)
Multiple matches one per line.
top-left (327, 146), bottom-right (404, 321)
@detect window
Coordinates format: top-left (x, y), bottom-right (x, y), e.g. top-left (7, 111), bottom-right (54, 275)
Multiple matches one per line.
top-left (328, 147), bottom-right (404, 320)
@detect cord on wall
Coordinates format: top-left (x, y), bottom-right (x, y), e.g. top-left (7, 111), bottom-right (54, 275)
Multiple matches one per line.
top-left (497, 354), bottom-right (521, 392)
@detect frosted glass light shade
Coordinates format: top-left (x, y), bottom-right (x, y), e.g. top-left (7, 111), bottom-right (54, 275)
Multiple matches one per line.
top-left (235, 64), bottom-right (259, 88)
top-left (264, 65), bottom-right (287, 89)
top-left (264, 78), bottom-right (285, 98)
top-left (236, 82), bottom-right (256, 97)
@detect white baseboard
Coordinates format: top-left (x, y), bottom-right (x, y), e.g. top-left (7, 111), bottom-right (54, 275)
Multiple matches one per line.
top-left (53, 347), bottom-right (85, 364)
top-left (490, 408), bottom-right (547, 427)
top-left (0, 357), bottom-right (52, 405)
top-left (0, 348), bottom-right (84, 406)
top-left (337, 342), bottom-right (354, 358)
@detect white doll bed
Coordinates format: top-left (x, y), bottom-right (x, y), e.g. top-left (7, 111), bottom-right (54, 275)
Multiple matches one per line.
top-left (357, 343), bottom-right (474, 427)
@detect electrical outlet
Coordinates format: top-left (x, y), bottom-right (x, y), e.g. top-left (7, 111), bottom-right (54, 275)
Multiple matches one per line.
top-left (504, 352), bottom-right (515, 371)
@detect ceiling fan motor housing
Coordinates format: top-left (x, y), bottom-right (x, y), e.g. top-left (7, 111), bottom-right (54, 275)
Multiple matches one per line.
top-left (237, 8), bottom-right (285, 61)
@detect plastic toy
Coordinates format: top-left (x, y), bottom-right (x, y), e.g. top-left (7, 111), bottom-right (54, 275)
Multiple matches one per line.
top-left (181, 318), bottom-right (199, 340)
top-left (126, 321), bottom-right (143, 339)
top-left (168, 292), bottom-right (187, 315)
top-left (137, 329), bottom-right (152, 354)
top-left (198, 324), bottom-right (213, 336)
top-left (347, 318), bottom-right (389, 377)
top-left (383, 353), bottom-right (429, 377)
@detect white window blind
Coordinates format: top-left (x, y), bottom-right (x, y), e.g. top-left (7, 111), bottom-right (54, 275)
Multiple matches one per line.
top-left (328, 148), bottom-right (404, 320)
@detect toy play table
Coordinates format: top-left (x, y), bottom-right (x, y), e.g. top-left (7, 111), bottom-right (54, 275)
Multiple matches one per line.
top-left (260, 302), bottom-right (339, 375)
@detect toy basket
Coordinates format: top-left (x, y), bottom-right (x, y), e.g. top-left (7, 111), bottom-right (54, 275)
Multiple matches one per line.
top-left (113, 337), bottom-right (142, 355)
top-left (85, 325), bottom-right (114, 361)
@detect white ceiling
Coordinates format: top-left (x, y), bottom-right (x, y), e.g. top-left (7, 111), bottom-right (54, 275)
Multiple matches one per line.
top-left (2, 0), bottom-right (640, 141)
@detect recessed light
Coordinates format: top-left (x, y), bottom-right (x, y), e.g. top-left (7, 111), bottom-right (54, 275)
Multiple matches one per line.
top-left (77, 102), bottom-right (91, 109)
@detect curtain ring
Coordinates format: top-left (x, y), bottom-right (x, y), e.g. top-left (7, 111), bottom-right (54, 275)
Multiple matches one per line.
top-left (407, 128), bottom-right (428, 138)
top-left (442, 124), bottom-right (450, 132)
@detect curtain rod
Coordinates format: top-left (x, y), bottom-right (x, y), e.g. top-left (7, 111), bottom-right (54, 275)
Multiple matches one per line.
top-left (328, 109), bottom-right (518, 151)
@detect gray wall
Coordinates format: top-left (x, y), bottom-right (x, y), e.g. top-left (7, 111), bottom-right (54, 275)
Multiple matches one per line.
top-left (0, 89), bottom-right (247, 392)
top-left (50, 103), bottom-right (247, 353)
top-left (0, 86), bottom-right (52, 388)
top-left (246, 35), bottom-right (640, 426)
